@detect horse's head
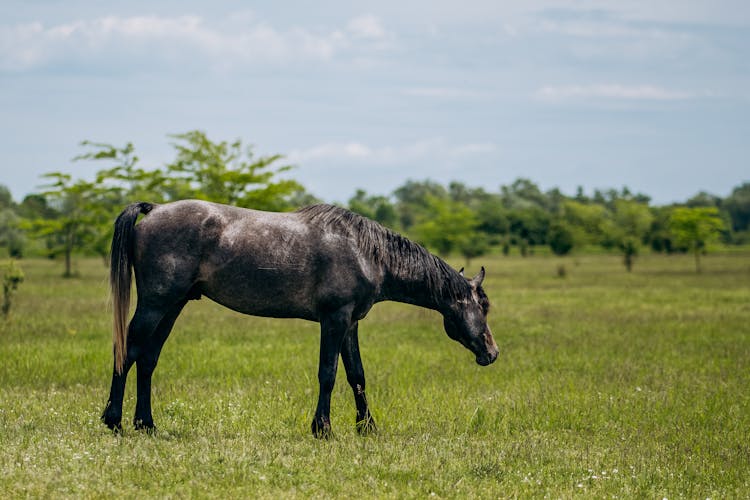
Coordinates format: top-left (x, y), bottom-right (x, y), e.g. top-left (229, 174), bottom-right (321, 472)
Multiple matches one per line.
top-left (442, 267), bottom-right (499, 366)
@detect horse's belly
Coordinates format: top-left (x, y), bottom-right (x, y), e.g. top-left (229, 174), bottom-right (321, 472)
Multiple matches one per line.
top-left (198, 268), bottom-right (318, 321)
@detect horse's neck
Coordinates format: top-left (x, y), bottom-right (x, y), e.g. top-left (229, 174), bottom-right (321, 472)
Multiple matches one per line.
top-left (378, 256), bottom-right (455, 313)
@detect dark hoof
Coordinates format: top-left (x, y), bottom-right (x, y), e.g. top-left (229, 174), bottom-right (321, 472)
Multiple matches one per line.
top-left (134, 418), bottom-right (156, 434)
top-left (311, 417), bottom-right (333, 439)
top-left (101, 404), bottom-right (122, 433)
top-left (356, 413), bottom-right (377, 436)
top-left (104, 420), bottom-right (123, 434)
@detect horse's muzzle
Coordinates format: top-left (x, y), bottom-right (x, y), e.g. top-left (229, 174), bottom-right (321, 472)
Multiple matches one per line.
top-left (475, 342), bottom-right (499, 366)
top-left (476, 328), bottom-right (499, 366)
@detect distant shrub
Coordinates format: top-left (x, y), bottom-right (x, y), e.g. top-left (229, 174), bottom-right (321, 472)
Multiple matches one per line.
top-left (2, 260), bottom-right (24, 319)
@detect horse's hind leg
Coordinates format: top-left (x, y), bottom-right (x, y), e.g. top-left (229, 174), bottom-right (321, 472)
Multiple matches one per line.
top-left (340, 322), bottom-right (377, 435)
top-left (102, 300), bottom-right (185, 432)
top-left (133, 300), bottom-right (187, 431)
top-left (102, 360), bottom-right (134, 431)
top-left (102, 305), bottom-right (165, 431)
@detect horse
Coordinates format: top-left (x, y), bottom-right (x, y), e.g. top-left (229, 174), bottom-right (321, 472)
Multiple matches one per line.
top-left (102, 200), bottom-right (498, 438)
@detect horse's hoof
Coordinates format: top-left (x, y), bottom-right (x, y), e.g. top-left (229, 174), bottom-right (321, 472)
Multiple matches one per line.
top-left (356, 414), bottom-right (377, 436)
top-left (311, 417), bottom-right (333, 439)
top-left (101, 408), bottom-right (122, 433)
top-left (134, 418), bottom-right (156, 434)
top-left (104, 421), bottom-right (123, 434)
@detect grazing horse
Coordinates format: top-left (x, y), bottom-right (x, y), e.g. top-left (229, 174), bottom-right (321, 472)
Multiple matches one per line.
top-left (102, 200), bottom-right (498, 437)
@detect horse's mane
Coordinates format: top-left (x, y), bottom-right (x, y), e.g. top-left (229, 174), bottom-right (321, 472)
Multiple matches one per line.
top-left (296, 204), bottom-right (469, 302)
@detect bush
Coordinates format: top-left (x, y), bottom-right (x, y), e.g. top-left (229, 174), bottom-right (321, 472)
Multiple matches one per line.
top-left (548, 222), bottom-right (575, 256)
top-left (2, 260), bottom-right (24, 319)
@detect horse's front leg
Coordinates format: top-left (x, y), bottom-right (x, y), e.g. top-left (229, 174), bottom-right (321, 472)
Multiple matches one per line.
top-left (311, 305), bottom-right (352, 439)
top-left (340, 321), bottom-right (376, 435)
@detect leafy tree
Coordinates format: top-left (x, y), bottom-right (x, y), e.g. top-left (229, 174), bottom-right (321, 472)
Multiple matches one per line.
top-left (561, 199), bottom-right (608, 248)
top-left (686, 191), bottom-right (721, 208)
top-left (548, 220), bottom-right (575, 256)
top-left (393, 180), bottom-right (448, 230)
top-left (0, 185), bottom-right (13, 209)
top-left (500, 178), bottom-right (548, 210)
top-left (0, 209), bottom-right (25, 258)
top-left (348, 189), bottom-right (398, 228)
top-left (163, 131), bottom-right (303, 211)
top-left (26, 173), bottom-right (116, 276)
top-left (669, 207), bottom-right (725, 273)
top-left (507, 206), bottom-right (550, 248)
top-left (475, 195), bottom-right (510, 243)
top-left (648, 206), bottom-right (677, 253)
top-left (724, 182), bottom-right (750, 237)
top-left (602, 200), bottom-right (653, 272)
top-left (411, 195), bottom-right (479, 257)
top-left (79, 141), bottom-right (166, 203)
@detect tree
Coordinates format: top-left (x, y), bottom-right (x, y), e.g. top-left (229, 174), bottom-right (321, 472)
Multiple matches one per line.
top-left (393, 180), bottom-right (448, 230)
top-left (26, 173), bottom-right (115, 276)
top-left (669, 207), bottom-right (725, 273)
top-left (724, 182), bottom-right (750, 239)
top-left (475, 195), bottom-right (510, 245)
top-left (602, 200), bottom-right (653, 272)
top-left (163, 131), bottom-right (304, 211)
top-left (79, 141), bottom-right (167, 203)
top-left (507, 206), bottom-right (550, 250)
top-left (0, 208), bottom-right (25, 258)
top-left (561, 199), bottom-right (608, 248)
top-left (0, 185), bottom-right (13, 209)
top-left (548, 220), bottom-right (575, 256)
top-left (500, 178), bottom-right (548, 210)
top-left (348, 189), bottom-right (398, 228)
top-left (411, 195), bottom-right (480, 258)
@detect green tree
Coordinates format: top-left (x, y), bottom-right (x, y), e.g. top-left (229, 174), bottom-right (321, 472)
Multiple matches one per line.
top-left (561, 199), bottom-right (608, 249)
top-left (411, 196), bottom-right (479, 257)
top-left (602, 200), bottom-right (654, 272)
top-left (507, 206), bottom-right (550, 251)
top-left (0, 208), bottom-right (25, 258)
top-left (393, 180), bottom-right (448, 230)
top-left (724, 182), bottom-right (750, 242)
top-left (348, 189), bottom-right (398, 228)
top-left (500, 178), bottom-right (548, 210)
top-left (669, 207), bottom-right (725, 273)
top-left (163, 131), bottom-right (304, 211)
top-left (79, 141), bottom-right (166, 203)
top-left (26, 173), bottom-right (115, 276)
top-left (548, 220), bottom-right (575, 256)
top-left (0, 185), bottom-right (13, 209)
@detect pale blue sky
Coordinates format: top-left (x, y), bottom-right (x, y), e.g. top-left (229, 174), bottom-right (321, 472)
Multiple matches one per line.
top-left (1, 0), bottom-right (748, 204)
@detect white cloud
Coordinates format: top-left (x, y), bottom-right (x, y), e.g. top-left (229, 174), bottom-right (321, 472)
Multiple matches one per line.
top-left (346, 14), bottom-right (386, 39)
top-left (287, 138), bottom-right (496, 164)
top-left (535, 84), bottom-right (698, 101)
top-left (0, 13), bottom-right (392, 72)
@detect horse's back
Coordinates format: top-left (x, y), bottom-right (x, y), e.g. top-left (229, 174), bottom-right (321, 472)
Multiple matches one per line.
top-left (132, 200), bottom-right (377, 321)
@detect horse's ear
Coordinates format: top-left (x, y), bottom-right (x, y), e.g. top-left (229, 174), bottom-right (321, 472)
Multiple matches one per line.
top-left (470, 266), bottom-right (485, 287)
top-left (458, 267), bottom-right (465, 277)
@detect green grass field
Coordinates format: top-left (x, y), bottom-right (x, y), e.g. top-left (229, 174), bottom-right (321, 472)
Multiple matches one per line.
top-left (1, 253), bottom-right (749, 498)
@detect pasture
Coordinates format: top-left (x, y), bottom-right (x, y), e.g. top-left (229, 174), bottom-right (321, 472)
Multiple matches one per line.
top-left (1, 253), bottom-right (748, 497)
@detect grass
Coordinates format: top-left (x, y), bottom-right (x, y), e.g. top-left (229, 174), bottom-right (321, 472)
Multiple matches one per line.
top-left (1, 253), bottom-right (749, 498)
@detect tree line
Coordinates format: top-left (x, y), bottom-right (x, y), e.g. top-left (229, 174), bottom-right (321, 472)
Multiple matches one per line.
top-left (1, 131), bottom-right (748, 275)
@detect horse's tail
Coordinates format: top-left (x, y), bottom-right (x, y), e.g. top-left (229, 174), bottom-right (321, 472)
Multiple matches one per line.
top-left (110, 202), bottom-right (154, 374)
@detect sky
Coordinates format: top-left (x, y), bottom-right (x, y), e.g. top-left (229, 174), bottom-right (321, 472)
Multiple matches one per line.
top-left (1, 0), bottom-right (748, 205)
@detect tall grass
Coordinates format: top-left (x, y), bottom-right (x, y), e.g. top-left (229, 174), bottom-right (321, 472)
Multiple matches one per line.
top-left (0, 253), bottom-right (748, 497)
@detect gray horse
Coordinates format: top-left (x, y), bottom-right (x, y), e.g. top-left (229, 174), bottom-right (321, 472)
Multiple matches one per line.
top-left (102, 200), bottom-right (498, 437)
